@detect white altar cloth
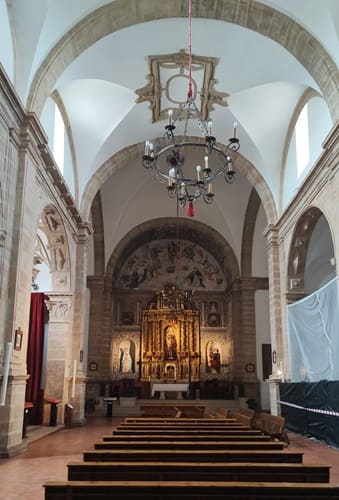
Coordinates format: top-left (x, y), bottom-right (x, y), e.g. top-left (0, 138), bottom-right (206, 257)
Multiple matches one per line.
top-left (151, 383), bottom-right (189, 399)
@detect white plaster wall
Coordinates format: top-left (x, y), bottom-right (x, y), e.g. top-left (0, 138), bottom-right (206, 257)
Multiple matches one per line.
top-left (100, 154), bottom-right (253, 270)
top-left (0, 0), bottom-right (14, 82)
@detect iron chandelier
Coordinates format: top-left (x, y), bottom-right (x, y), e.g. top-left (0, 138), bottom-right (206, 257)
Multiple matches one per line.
top-left (141, 0), bottom-right (240, 217)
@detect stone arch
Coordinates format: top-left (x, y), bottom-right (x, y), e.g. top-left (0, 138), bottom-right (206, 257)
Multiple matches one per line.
top-left (241, 187), bottom-right (261, 276)
top-left (81, 141), bottom-right (277, 226)
top-left (26, 0), bottom-right (339, 121)
top-left (35, 204), bottom-right (71, 292)
top-left (286, 206), bottom-right (336, 301)
top-left (106, 217), bottom-right (240, 286)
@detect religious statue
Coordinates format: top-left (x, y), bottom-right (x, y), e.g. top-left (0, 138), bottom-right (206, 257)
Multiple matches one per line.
top-left (164, 325), bottom-right (178, 360)
top-left (119, 340), bottom-right (135, 373)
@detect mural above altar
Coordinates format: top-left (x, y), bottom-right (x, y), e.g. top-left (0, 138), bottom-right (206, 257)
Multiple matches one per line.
top-left (118, 238), bottom-right (226, 291)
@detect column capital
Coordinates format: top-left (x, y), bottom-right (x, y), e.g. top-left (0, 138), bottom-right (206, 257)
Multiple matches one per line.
top-left (45, 292), bottom-right (73, 322)
top-left (264, 224), bottom-right (280, 249)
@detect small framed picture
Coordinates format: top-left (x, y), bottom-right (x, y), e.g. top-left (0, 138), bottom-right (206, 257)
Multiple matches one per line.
top-left (245, 362), bottom-right (255, 373)
top-left (89, 361), bottom-right (98, 371)
top-left (14, 327), bottom-right (23, 351)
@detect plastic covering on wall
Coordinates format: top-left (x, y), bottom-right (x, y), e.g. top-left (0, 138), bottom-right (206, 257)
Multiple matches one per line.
top-left (280, 381), bottom-right (339, 448)
top-left (287, 277), bottom-right (339, 382)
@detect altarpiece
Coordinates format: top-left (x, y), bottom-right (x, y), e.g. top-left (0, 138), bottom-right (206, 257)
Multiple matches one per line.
top-left (140, 284), bottom-right (200, 382)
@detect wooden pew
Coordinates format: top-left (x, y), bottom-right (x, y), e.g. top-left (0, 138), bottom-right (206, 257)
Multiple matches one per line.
top-left (255, 412), bottom-right (290, 444)
top-left (231, 412), bottom-right (253, 427)
top-left (44, 480), bottom-right (339, 499)
top-left (215, 407), bottom-right (230, 418)
top-left (83, 449), bottom-right (304, 463)
top-left (67, 460), bottom-right (330, 483)
top-left (103, 433), bottom-right (273, 442)
top-left (124, 417), bottom-right (235, 423)
top-left (119, 422), bottom-right (245, 429)
top-left (93, 440), bottom-right (285, 450)
top-left (112, 428), bottom-right (263, 436)
top-left (140, 404), bottom-right (206, 418)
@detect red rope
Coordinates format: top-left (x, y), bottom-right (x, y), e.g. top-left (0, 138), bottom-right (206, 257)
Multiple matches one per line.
top-left (187, 0), bottom-right (193, 99)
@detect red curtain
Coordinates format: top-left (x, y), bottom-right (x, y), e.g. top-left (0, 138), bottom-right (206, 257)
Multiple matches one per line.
top-left (25, 293), bottom-right (46, 424)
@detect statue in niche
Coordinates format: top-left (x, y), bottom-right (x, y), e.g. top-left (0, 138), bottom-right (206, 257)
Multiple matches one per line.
top-left (55, 248), bottom-right (65, 270)
top-left (206, 340), bottom-right (222, 374)
top-left (164, 325), bottom-right (178, 360)
top-left (119, 339), bottom-right (135, 374)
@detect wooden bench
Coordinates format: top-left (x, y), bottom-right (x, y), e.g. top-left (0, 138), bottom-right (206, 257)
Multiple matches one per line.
top-left (139, 404), bottom-right (206, 418)
top-left (124, 417), bottom-right (233, 423)
top-left (112, 428), bottom-right (263, 436)
top-left (93, 440), bottom-right (285, 451)
top-left (231, 412), bottom-right (253, 427)
top-left (44, 480), bottom-right (339, 499)
top-left (67, 461), bottom-right (330, 483)
top-left (255, 413), bottom-right (289, 444)
top-left (120, 422), bottom-right (243, 429)
top-left (103, 433), bottom-right (273, 442)
top-left (83, 449), bottom-right (304, 463)
top-left (94, 439), bottom-right (284, 450)
top-left (215, 407), bottom-right (230, 418)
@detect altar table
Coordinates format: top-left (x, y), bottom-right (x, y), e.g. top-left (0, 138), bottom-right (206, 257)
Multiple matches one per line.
top-left (151, 383), bottom-right (189, 399)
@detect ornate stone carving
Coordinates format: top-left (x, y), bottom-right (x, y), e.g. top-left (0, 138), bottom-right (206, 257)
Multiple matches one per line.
top-left (136, 50), bottom-right (228, 123)
top-left (45, 293), bottom-right (73, 322)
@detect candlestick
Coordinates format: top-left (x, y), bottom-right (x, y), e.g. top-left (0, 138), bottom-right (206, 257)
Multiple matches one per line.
top-left (168, 109), bottom-right (173, 125)
top-left (71, 359), bottom-right (77, 398)
top-left (196, 165), bottom-right (201, 181)
top-left (207, 121), bottom-right (213, 136)
top-left (169, 167), bottom-right (175, 186)
top-left (233, 121), bottom-right (238, 138)
top-left (0, 342), bottom-right (12, 406)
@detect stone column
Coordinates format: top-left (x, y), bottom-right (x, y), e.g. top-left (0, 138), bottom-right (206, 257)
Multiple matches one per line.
top-left (71, 223), bottom-right (92, 425)
top-left (44, 292), bottom-right (73, 424)
top-left (87, 275), bottom-right (114, 381)
top-left (267, 376), bottom-right (282, 416)
top-left (264, 225), bottom-right (285, 411)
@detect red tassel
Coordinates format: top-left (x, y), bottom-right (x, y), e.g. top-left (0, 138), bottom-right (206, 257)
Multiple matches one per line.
top-left (186, 201), bottom-right (194, 217)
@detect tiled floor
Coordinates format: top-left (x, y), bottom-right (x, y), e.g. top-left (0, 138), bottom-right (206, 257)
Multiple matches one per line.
top-left (0, 417), bottom-right (339, 500)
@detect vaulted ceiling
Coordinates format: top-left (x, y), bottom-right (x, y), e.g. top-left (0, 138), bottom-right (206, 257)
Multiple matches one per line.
top-left (1, 0), bottom-right (338, 271)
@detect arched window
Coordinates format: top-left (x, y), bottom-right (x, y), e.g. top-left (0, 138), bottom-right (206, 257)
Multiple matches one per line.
top-left (53, 104), bottom-right (65, 174)
top-left (295, 104), bottom-right (309, 178)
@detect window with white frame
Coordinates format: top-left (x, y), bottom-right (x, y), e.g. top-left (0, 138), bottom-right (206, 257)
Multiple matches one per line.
top-left (295, 104), bottom-right (310, 178)
top-left (53, 104), bottom-right (65, 174)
